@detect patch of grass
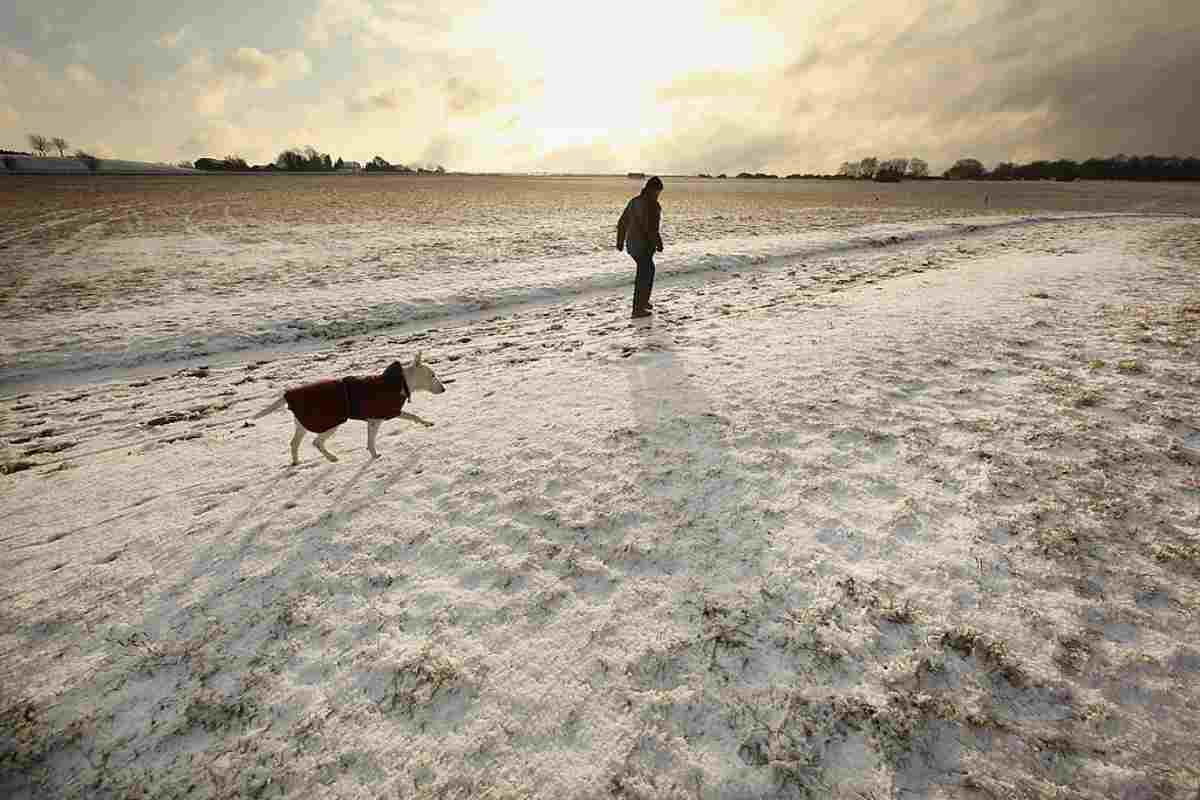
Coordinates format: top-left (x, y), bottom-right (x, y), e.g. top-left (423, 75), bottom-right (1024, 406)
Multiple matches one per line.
top-left (939, 625), bottom-right (1024, 685)
top-left (184, 688), bottom-right (261, 732)
top-left (957, 416), bottom-right (999, 433)
top-left (628, 640), bottom-right (690, 689)
top-left (941, 625), bottom-right (985, 656)
top-left (1070, 387), bottom-right (1103, 408)
top-left (0, 699), bottom-right (54, 782)
top-left (1035, 526), bottom-right (1080, 557)
top-left (0, 459), bottom-right (36, 475)
top-left (878, 596), bottom-right (919, 625)
top-left (384, 647), bottom-right (467, 718)
top-left (1076, 700), bottom-right (1115, 727)
top-left (108, 622), bottom-right (226, 675)
top-left (1054, 634), bottom-right (1093, 674)
top-left (1149, 541), bottom-right (1200, 564)
top-left (1117, 358), bottom-right (1143, 373)
top-left (736, 692), bottom-right (881, 796)
top-left (1104, 293), bottom-right (1200, 354)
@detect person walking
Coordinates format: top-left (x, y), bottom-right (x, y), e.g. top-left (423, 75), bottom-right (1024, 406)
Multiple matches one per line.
top-left (617, 176), bottom-right (664, 318)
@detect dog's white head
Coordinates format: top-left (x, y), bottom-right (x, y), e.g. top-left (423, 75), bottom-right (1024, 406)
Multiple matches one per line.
top-left (407, 351), bottom-right (446, 394)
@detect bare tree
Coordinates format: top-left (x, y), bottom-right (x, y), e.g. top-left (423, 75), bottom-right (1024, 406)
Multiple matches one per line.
top-left (838, 161), bottom-right (860, 178)
top-left (907, 158), bottom-right (929, 178)
top-left (51, 137), bottom-right (68, 157)
top-left (27, 134), bottom-right (49, 157)
top-left (858, 157), bottom-right (878, 179)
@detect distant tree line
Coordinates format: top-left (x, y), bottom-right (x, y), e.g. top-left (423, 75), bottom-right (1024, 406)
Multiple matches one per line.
top-left (946, 154), bottom-right (1200, 181)
top-left (691, 158), bottom-right (933, 181)
top-left (191, 149), bottom-right (343, 172)
top-left (192, 155), bottom-right (251, 171)
top-left (185, 147), bottom-right (447, 174)
top-left (364, 156), bottom-right (445, 174)
top-left (277, 147), bottom-right (337, 171)
top-left (837, 157), bottom-right (931, 181)
top-left (365, 156), bottom-right (411, 173)
top-left (690, 153), bottom-right (1199, 182)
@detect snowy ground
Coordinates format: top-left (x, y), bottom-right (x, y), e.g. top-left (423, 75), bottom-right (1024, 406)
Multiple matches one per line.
top-left (2, 215), bottom-right (1199, 798)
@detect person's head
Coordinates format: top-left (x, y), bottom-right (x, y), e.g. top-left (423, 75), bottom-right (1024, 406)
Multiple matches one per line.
top-left (642, 175), bottom-right (663, 197)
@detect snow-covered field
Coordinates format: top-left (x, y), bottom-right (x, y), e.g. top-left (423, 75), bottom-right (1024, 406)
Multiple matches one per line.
top-left (2, 174), bottom-right (1197, 387)
top-left (1, 179), bottom-right (1199, 797)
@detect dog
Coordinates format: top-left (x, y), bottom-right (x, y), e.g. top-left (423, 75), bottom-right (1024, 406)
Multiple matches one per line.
top-left (253, 352), bottom-right (446, 465)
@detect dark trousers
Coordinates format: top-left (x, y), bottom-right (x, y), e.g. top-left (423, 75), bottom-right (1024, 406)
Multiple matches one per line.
top-left (631, 249), bottom-right (656, 312)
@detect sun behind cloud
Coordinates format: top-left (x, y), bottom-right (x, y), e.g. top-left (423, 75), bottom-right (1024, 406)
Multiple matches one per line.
top-left (0, 0), bottom-right (1197, 170)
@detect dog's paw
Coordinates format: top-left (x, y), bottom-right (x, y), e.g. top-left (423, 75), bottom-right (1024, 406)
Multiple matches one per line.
top-left (369, 451), bottom-right (381, 459)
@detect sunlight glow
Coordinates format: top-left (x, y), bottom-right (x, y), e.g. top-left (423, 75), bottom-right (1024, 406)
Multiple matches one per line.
top-left (453, 0), bottom-right (789, 159)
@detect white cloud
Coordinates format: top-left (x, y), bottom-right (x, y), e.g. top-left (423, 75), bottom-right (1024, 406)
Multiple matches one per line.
top-left (346, 85), bottom-right (414, 114)
top-left (304, 0), bottom-right (374, 47)
top-left (192, 81), bottom-right (229, 116)
top-left (5, 1), bottom-right (1198, 172)
top-left (181, 120), bottom-right (260, 159)
top-left (163, 48), bottom-right (313, 116)
top-left (303, 0), bottom-right (478, 50)
top-left (64, 63), bottom-right (101, 90)
top-left (156, 27), bottom-right (188, 50)
top-left (0, 47), bottom-right (65, 110)
top-left (224, 48), bottom-right (311, 89)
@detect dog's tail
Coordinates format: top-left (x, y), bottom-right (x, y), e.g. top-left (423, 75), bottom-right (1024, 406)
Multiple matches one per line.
top-left (252, 395), bottom-right (287, 419)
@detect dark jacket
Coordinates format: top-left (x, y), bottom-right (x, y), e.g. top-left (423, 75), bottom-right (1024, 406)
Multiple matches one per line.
top-left (284, 361), bottom-right (409, 433)
top-left (617, 194), bottom-right (662, 255)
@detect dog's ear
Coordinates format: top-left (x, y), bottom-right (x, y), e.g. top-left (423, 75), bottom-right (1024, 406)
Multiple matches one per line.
top-left (383, 361), bottom-right (405, 383)
top-left (414, 350), bottom-right (423, 366)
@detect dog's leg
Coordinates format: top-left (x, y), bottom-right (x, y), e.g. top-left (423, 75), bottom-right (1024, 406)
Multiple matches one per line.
top-left (312, 425), bottom-right (341, 463)
top-left (290, 420), bottom-right (307, 466)
top-left (366, 419), bottom-right (383, 458)
top-left (398, 411), bottom-right (435, 428)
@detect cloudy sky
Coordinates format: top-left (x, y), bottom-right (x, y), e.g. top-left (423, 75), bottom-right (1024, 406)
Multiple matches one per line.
top-left (2, 0), bottom-right (1197, 173)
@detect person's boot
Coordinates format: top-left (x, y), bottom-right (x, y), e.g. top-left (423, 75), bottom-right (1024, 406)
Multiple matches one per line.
top-left (632, 280), bottom-right (650, 317)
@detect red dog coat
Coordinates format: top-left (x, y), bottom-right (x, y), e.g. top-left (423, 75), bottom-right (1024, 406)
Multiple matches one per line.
top-left (284, 361), bottom-right (410, 433)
